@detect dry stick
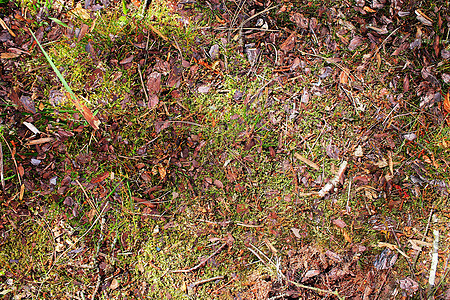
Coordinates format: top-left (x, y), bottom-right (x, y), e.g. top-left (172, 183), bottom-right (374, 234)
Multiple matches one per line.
top-left (34, 202), bottom-right (110, 300)
top-left (318, 160), bottom-right (348, 198)
top-left (0, 137), bottom-right (4, 192)
top-left (76, 179), bottom-right (99, 215)
top-left (188, 276), bottom-right (224, 289)
top-left (413, 209), bottom-right (434, 271)
top-left (172, 243), bottom-right (227, 273)
top-left (91, 216), bottom-right (106, 300)
top-left (137, 64), bottom-right (148, 106)
top-left (237, 5), bottom-right (279, 47)
top-left (389, 225), bottom-right (424, 300)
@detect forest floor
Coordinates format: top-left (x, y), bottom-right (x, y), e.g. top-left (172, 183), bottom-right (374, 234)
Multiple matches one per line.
top-left (0, 0), bottom-right (450, 299)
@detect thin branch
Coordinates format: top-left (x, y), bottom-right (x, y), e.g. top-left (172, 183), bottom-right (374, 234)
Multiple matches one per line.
top-left (172, 243), bottom-right (227, 273)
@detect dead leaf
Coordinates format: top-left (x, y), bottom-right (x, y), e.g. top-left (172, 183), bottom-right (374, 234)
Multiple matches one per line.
top-left (339, 69), bottom-right (349, 85)
top-left (294, 153), bottom-right (319, 170)
top-left (302, 270), bottom-right (320, 282)
top-left (415, 9), bottom-right (433, 26)
top-left (119, 55), bottom-right (134, 65)
top-left (214, 179), bottom-right (224, 189)
top-left (69, 3), bottom-right (90, 20)
top-left (19, 95), bottom-right (36, 114)
top-left (332, 218), bottom-right (347, 228)
top-left (147, 72), bottom-right (161, 94)
top-left (91, 172), bottom-right (109, 184)
top-left (443, 92), bottom-right (450, 114)
top-left (290, 13), bottom-right (309, 29)
top-left (25, 137), bottom-right (54, 146)
top-left (280, 32), bottom-right (297, 52)
top-left (109, 278), bottom-right (119, 290)
top-left (198, 85), bottom-right (211, 94)
top-left (158, 165), bottom-right (166, 180)
top-left (348, 36), bottom-right (364, 51)
top-left (291, 227), bottom-right (301, 238)
top-left (0, 52), bottom-right (20, 59)
top-left (148, 94), bottom-right (159, 109)
top-left (65, 92), bottom-right (101, 130)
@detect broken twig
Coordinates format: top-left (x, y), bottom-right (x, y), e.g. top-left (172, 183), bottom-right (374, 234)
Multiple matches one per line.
top-left (172, 243), bottom-right (227, 273)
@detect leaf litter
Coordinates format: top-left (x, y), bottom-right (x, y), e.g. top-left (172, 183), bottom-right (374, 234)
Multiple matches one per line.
top-left (0, 0), bottom-right (449, 299)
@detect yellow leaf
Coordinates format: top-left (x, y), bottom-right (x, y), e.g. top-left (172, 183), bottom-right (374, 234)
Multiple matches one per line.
top-left (69, 3), bottom-right (90, 20)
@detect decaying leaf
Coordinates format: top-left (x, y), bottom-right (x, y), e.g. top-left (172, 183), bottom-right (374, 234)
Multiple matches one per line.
top-left (65, 92), bottom-right (101, 130)
top-left (443, 92), bottom-right (450, 114)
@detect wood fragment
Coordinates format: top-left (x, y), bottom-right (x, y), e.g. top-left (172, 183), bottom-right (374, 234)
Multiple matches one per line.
top-left (318, 161), bottom-right (347, 197)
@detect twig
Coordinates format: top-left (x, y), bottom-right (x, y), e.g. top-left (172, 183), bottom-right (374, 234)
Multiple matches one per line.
top-left (0, 136), bottom-right (4, 192)
top-left (172, 243), bottom-right (227, 273)
top-left (188, 276), bottom-right (224, 289)
top-left (429, 229), bottom-right (439, 287)
top-left (318, 160), bottom-right (348, 198)
top-left (91, 216), bottom-right (106, 300)
top-left (137, 64), bottom-right (148, 106)
top-left (237, 5), bottom-right (279, 47)
top-left (76, 179), bottom-right (99, 214)
top-left (34, 202), bottom-right (110, 300)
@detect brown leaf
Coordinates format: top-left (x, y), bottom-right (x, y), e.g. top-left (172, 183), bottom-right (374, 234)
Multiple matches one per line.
top-left (443, 92), bottom-right (450, 114)
top-left (332, 218), bottom-right (347, 228)
top-left (392, 42), bottom-right (409, 55)
top-left (132, 196), bottom-right (156, 208)
top-left (0, 52), bottom-right (20, 59)
top-left (214, 179), bottom-right (224, 189)
top-left (65, 92), bottom-right (101, 130)
top-left (148, 94), bottom-right (159, 109)
top-left (403, 75), bottom-right (410, 93)
top-left (302, 270), bottom-right (320, 282)
top-left (290, 13), bottom-right (309, 29)
top-left (91, 172), bottom-right (109, 184)
top-left (119, 55), bottom-right (134, 65)
top-left (158, 165), bottom-right (166, 180)
top-left (147, 71), bottom-right (161, 94)
top-left (20, 95), bottom-right (36, 114)
top-left (18, 165), bottom-right (24, 177)
top-left (348, 36), bottom-right (364, 51)
top-left (339, 69), bottom-right (349, 85)
top-left (280, 32), bottom-right (296, 52)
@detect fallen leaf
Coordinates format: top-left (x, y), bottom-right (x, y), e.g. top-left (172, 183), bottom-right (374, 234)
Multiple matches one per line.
top-left (19, 95), bottom-right (36, 114)
top-left (302, 270), bottom-right (320, 282)
top-left (280, 32), bottom-right (297, 52)
top-left (119, 55), bottom-right (134, 65)
top-left (443, 92), bottom-right (450, 114)
top-left (348, 36), bottom-right (364, 51)
top-left (291, 227), bottom-right (301, 238)
top-left (91, 172), bottom-right (109, 184)
top-left (332, 218), bottom-right (347, 228)
top-left (0, 52), bottom-right (20, 59)
top-left (214, 179), bottom-right (224, 188)
top-left (109, 278), bottom-right (119, 290)
top-left (65, 92), bottom-right (101, 130)
top-left (69, 3), bottom-right (90, 20)
top-left (294, 153), bottom-right (319, 170)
